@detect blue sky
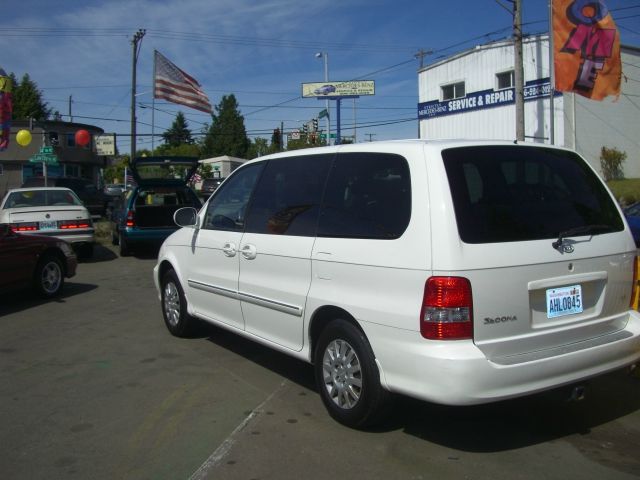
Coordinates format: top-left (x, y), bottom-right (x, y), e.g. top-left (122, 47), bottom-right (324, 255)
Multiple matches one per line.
top-left (1, 0), bottom-right (639, 154)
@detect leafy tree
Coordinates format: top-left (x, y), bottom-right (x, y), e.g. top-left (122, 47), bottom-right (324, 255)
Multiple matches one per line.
top-left (161, 112), bottom-right (193, 147)
top-left (600, 146), bottom-right (626, 181)
top-left (103, 157), bottom-right (129, 184)
top-left (155, 143), bottom-right (200, 157)
top-left (247, 137), bottom-right (272, 159)
top-left (201, 94), bottom-right (249, 158)
top-left (11, 73), bottom-right (50, 120)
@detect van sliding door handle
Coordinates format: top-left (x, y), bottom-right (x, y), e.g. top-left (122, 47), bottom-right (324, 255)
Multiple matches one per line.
top-left (240, 244), bottom-right (257, 260)
top-left (222, 243), bottom-right (237, 257)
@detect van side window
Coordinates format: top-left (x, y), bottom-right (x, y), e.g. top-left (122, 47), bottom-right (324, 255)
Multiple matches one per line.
top-left (318, 153), bottom-right (411, 239)
top-left (202, 163), bottom-right (264, 231)
top-left (245, 154), bottom-right (332, 236)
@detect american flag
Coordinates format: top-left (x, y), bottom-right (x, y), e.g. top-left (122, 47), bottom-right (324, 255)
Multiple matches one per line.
top-left (124, 167), bottom-right (136, 188)
top-left (153, 50), bottom-right (213, 114)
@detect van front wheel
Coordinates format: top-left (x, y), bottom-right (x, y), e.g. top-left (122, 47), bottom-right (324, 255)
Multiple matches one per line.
top-left (314, 319), bottom-right (390, 429)
top-left (161, 269), bottom-right (196, 337)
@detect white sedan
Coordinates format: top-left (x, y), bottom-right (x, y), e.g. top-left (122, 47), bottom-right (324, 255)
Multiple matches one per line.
top-left (0, 187), bottom-right (95, 258)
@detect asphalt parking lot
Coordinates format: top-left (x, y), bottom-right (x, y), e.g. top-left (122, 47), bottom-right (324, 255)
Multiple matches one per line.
top-left (1, 236), bottom-right (640, 480)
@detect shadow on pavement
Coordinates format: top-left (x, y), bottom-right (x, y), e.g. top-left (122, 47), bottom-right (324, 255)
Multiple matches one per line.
top-left (194, 320), bottom-right (640, 456)
top-left (0, 281), bottom-right (98, 316)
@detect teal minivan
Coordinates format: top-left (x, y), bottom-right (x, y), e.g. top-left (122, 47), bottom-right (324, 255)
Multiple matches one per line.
top-left (110, 156), bottom-right (201, 256)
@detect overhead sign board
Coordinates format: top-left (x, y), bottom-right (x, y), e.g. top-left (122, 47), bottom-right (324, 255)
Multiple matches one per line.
top-left (94, 134), bottom-right (116, 156)
top-left (417, 78), bottom-right (562, 120)
top-left (302, 81), bottom-right (375, 98)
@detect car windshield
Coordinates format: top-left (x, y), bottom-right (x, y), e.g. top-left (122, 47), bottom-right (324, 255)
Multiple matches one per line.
top-left (4, 190), bottom-right (82, 208)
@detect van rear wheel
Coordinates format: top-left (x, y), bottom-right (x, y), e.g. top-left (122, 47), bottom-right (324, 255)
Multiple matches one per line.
top-left (314, 319), bottom-right (390, 429)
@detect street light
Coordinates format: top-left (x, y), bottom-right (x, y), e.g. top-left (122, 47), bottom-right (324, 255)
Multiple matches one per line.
top-left (315, 52), bottom-right (330, 145)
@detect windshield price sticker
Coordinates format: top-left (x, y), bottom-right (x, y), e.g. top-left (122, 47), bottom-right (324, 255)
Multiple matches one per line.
top-left (546, 284), bottom-right (583, 319)
top-left (39, 221), bottom-right (57, 230)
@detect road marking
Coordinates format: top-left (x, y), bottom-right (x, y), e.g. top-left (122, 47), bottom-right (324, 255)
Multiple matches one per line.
top-left (188, 381), bottom-right (287, 480)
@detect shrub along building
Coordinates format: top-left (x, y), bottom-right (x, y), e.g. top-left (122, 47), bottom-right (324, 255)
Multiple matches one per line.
top-left (0, 120), bottom-right (109, 197)
top-left (417, 35), bottom-right (640, 178)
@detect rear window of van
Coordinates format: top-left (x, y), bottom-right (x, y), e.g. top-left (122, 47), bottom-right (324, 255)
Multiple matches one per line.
top-left (442, 146), bottom-right (624, 244)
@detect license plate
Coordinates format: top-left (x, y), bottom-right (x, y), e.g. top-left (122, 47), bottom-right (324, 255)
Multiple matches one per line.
top-left (39, 220), bottom-right (57, 230)
top-left (546, 284), bottom-right (583, 319)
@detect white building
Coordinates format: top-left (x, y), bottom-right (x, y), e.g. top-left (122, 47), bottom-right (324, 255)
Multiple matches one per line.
top-left (198, 155), bottom-right (247, 178)
top-left (418, 35), bottom-right (640, 177)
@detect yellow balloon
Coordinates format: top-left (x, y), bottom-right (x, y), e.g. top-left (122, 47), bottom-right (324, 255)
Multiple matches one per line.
top-left (16, 129), bottom-right (32, 147)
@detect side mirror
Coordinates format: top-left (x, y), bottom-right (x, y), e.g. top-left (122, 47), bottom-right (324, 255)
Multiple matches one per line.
top-left (173, 207), bottom-right (198, 228)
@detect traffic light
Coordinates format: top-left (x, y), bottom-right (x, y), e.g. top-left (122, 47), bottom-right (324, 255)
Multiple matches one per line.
top-left (302, 124), bottom-right (308, 134)
top-left (272, 128), bottom-right (280, 147)
top-left (312, 118), bottom-right (318, 132)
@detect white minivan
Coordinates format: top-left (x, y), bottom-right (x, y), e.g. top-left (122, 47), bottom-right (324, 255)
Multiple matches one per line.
top-left (153, 140), bottom-right (640, 428)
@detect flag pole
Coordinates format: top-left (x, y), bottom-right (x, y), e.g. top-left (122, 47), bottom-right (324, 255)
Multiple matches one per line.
top-left (152, 50), bottom-right (156, 153)
top-left (549, 0), bottom-right (555, 145)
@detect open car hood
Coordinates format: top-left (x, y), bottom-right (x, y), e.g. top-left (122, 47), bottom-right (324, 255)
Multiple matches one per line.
top-left (130, 156), bottom-right (199, 187)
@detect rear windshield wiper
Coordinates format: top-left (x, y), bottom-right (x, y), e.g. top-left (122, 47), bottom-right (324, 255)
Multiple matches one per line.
top-left (552, 224), bottom-right (614, 250)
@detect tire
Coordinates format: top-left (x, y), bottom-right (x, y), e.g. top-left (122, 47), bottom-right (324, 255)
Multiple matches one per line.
top-left (314, 319), bottom-right (391, 429)
top-left (119, 232), bottom-right (130, 256)
top-left (161, 269), bottom-right (196, 337)
top-left (33, 255), bottom-right (64, 298)
top-left (111, 228), bottom-right (119, 246)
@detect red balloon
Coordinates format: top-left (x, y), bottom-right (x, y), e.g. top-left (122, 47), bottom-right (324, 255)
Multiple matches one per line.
top-left (75, 129), bottom-right (90, 146)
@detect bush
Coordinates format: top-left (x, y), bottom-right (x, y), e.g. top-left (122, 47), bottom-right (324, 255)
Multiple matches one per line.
top-left (600, 146), bottom-right (627, 181)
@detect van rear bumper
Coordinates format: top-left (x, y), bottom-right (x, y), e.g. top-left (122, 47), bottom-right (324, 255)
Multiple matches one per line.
top-left (364, 310), bottom-right (640, 406)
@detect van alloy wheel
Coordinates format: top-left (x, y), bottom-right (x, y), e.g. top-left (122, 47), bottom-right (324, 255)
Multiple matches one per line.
top-left (314, 319), bottom-right (390, 428)
top-left (321, 339), bottom-right (362, 409)
top-left (160, 269), bottom-right (196, 337)
top-left (163, 281), bottom-right (181, 328)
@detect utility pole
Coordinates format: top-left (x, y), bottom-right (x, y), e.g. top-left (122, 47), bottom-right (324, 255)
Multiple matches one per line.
top-left (130, 29), bottom-right (146, 163)
top-left (513, 0), bottom-right (525, 141)
top-left (68, 95), bottom-right (73, 123)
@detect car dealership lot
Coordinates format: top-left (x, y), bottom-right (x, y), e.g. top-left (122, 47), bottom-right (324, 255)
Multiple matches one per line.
top-left (1, 242), bottom-right (639, 480)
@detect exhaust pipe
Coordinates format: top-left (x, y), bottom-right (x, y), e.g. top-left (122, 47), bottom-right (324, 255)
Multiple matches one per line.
top-left (568, 385), bottom-right (586, 402)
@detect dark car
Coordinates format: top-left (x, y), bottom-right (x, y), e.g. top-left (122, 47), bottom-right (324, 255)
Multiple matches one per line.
top-left (624, 202), bottom-right (640, 247)
top-left (200, 177), bottom-right (225, 199)
top-left (0, 223), bottom-right (77, 297)
top-left (22, 177), bottom-right (108, 217)
top-left (103, 183), bottom-right (126, 196)
top-left (110, 156), bottom-right (202, 256)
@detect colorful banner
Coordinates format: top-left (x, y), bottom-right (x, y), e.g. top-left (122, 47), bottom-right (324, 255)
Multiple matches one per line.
top-left (0, 68), bottom-right (13, 151)
top-left (553, 0), bottom-right (621, 100)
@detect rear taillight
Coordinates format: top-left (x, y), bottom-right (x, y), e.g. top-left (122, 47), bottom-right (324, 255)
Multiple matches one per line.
top-left (126, 210), bottom-right (135, 227)
top-left (631, 256), bottom-right (639, 310)
top-left (10, 222), bottom-right (38, 232)
top-left (59, 219), bottom-right (91, 229)
top-left (420, 276), bottom-right (473, 340)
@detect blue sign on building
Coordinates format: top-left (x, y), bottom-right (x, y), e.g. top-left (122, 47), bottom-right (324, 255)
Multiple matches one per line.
top-left (417, 78), bottom-right (561, 120)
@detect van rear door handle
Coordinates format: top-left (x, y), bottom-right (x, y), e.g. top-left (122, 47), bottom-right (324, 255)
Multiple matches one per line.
top-left (222, 242), bottom-right (237, 257)
top-left (240, 244), bottom-right (257, 260)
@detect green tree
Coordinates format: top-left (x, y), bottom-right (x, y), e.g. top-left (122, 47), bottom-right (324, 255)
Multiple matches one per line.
top-left (11, 73), bottom-right (50, 120)
top-left (161, 112), bottom-right (193, 147)
top-left (201, 94), bottom-right (249, 158)
top-left (247, 137), bottom-right (272, 159)
top-left (600, 146), bottom-right (627, 181)
top-left (155, 143), bottom-right (200, 157)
